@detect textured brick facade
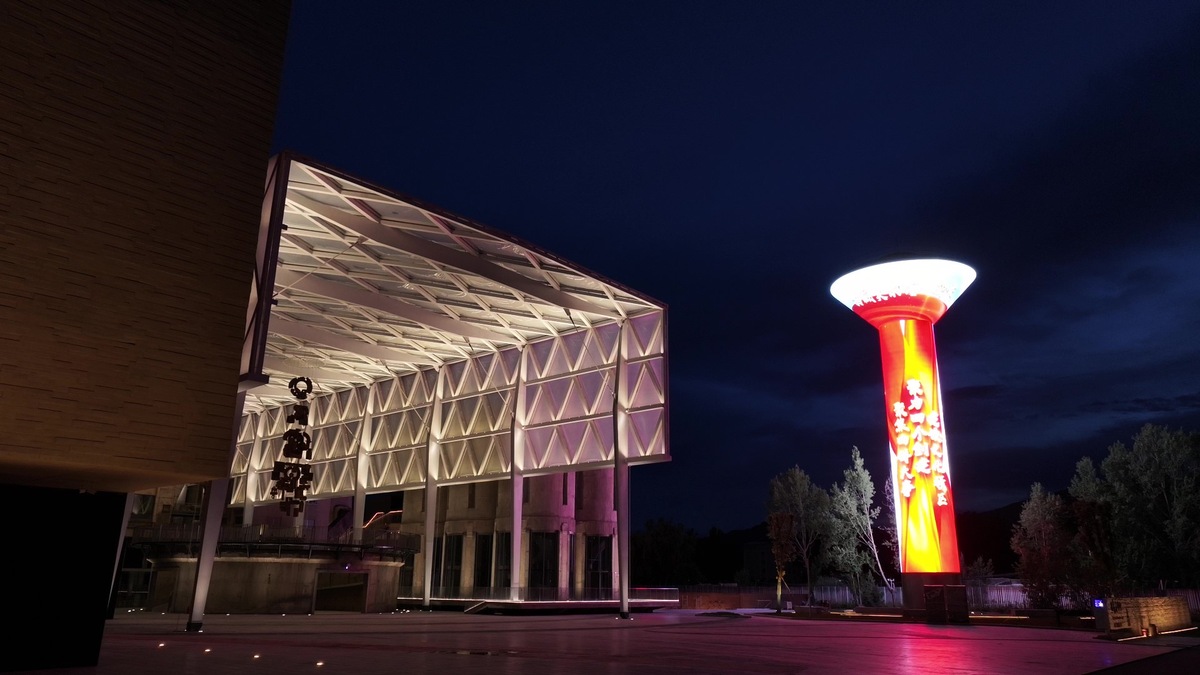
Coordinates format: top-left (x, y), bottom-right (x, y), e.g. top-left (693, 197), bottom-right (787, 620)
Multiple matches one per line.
top-left (1100, 596), bottom-right (1193, 634)
top-left (0, 1), bottom-right (291, 492)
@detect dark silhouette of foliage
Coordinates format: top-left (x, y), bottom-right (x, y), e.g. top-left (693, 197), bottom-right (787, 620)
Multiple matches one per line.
top-left (828, 447), bottom-right (893, 603)
top-left (1011, 483), bottom-right (1073, 609)
top-left (767, 512), bottom-right (799, 612)
top-left (1069, 424), bottom-right (1200, 590)
top-left (768, 465), bottom-right (831, 604)
top-left (631, 518), bottom-right (703, 586)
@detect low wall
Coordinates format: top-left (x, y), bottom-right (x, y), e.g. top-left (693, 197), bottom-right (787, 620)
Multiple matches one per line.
top-left (679, 590), bottom-right (807, 610)
top-left (149, 556), bottom-right (403, 614)
top-left (680, 585), bottom-right (899, 609)
top-left (1097, 596), bottom-right (1192, 635)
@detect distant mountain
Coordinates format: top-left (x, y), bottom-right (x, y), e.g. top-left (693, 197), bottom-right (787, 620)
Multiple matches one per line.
top-left (957, 500), bottom-right (1024, 575)
top-left (693, 497), bottom-right (1028, 583)
top-left (696, 521), bottom-right (767, 584)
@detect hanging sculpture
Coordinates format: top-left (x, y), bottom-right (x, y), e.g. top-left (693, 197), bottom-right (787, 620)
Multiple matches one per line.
top-left (270, 376), bottom-right (314, 515)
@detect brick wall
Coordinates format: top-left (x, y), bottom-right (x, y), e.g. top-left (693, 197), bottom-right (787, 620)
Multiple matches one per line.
top-left (1101, 596), bottom-right (1193, 634)
top-left (0, 1), bottom-right (292, 491)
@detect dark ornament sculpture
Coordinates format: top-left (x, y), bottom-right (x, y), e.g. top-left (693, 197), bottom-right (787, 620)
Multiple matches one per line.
top-left (271, 375), bottom-right (316, 514)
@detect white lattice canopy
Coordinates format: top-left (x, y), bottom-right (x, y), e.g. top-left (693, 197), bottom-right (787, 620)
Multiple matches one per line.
top-left (229, 155), bottom-right (669, 503)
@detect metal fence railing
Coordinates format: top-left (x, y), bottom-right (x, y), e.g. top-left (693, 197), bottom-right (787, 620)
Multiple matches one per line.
top-left (680, 584), bottom-right (1200, 614)
top-left (127, 524), bottom-right (420, 550)
top-left (681, 584), bottom-right (902, 608)
top-left (396, 586), bottom-right (680, 602)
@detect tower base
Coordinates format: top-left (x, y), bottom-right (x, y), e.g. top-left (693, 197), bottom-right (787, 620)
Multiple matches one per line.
top-left (901, 572), bottom-right (967, 623)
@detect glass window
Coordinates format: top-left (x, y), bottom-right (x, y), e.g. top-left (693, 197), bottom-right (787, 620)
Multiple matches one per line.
top-left (474, 533), bottom-right (493, 590)
top-left (443, 534), bottom-right (464, 593)
top-left (586, 535), bottom-right (613, 594)
top-left (494, 531), bottom-right (511, 589)
top-left (528, 531), bottom-right (559, 594)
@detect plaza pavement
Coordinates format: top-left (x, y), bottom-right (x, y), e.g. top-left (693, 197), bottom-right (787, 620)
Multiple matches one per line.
top-left (16, 608), bottom-right (1200, 675)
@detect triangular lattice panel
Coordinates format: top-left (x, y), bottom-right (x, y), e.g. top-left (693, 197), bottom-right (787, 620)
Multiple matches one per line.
top-left (626, 408), bottom-right (665, 459)
top-left (627, 312), bottom-right (664, 359)
top-left (625, 359), bottom-right (666, 410)
top-left (231, 442), bottom-right (253, 475)
top-left (369, 448), bottom-right (424, 489)
top-left (371, 408), bottom-right (429, 453)
top-left (310, 459), bottom-right (355, 496)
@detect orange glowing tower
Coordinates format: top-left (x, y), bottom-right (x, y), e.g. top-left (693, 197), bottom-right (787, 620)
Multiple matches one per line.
top-left (830, 258), bottom-right (975, 587)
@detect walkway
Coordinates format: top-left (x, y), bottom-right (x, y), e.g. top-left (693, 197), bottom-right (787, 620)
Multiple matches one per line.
top-left (18, 608), bottom-right (1200, 674)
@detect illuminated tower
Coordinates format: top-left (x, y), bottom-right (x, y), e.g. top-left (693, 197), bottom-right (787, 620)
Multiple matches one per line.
top-left (830, 258), bottom-right (975, 591)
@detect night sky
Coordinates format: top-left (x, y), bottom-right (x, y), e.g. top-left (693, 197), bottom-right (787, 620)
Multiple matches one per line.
top-left (271, 2), bottom-right (1200, 533)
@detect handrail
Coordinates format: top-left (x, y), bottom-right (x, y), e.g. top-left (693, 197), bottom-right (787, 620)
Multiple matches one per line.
top-left (127, 524), bottom-right (420, 552)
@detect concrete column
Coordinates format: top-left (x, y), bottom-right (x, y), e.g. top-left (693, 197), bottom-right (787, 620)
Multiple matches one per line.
top-left (461, 530), bottom-right (477, 592)
top-left (613, 320), bottom-right (631, 618)
top-left (510, 476), bottom-right (524, 600)
top-left (509, 345), bottom-right (530, 601)
top-left (422, 367), bottom-right (446, 607)
top-left (573, 525), bottom-right (587, 598)
top-left (559, 524), bottom-right (571, 600)
top-left (187, 389), bottom-right (247, 632)
top-left (107, 492), bottom-right (137, 617)
top-left (487, 524), bottom-right (498, 596)
top-left (614, 451), bottom-right (630, 616)
top-left (187, 477), bottom-right (230, 631)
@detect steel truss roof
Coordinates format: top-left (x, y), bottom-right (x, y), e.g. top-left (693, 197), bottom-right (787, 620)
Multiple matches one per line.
top-left (248, 155), bottom-right (665, 413)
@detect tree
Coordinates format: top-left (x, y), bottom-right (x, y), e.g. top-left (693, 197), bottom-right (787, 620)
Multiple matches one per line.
top-left (631, 518), bottom-right (703, 586)
top-left (695, 527), bottom-right (743, 584)
top-left (878, 475), bottom-right (900, 578)
top-left (767, 512), bottom-right (799, 613)
top-left (1092, 424), bottom-right (1200, 588)
top-left (826, 527), bottom-right (877, 606)
top-left (768, 466), bottom-right (831, 605)
top-left (1010, 483), bottom-right (1073, 609)
top-left (963, 556), bottom-right (994, 586)
top-left (828, 446), bottom-right (894, 602)
top-left (1067, 456), bottom-right (1119, 599)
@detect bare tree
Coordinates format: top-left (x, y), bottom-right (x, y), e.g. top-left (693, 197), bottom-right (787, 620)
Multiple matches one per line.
top-left (879, 474), bottom-right (900, 578)
top-left (767, 511), bottom-right (799, 613)
top-left (829, 447), bottom-right (895, 596)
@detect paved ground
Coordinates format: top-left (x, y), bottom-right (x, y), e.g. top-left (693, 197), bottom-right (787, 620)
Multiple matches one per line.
top-left (16, 608), bottom-right (1200, 674)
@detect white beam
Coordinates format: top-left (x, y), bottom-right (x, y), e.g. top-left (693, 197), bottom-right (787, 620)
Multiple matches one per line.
top-left (275, 269), bottom-right (517, 344)
top-left (510, 345), bottom-right (529, 601)
top-left (353, 385), bottom-right (377, 544)
top-left (290, 193), bottom-right (621, 320)
top-left (270, 317), bottom-right (440, 366)
top-left (265, 356), bottom-right (376, 385)
top-left (614, 321), bottom-right (631, 619)
top-left (423, 367), bottom-right (446, 607)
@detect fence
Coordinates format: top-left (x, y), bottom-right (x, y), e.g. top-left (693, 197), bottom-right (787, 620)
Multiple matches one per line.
top-left (969, 586), bottom-right (1200, 614)
top-left (397, 586), bottom-right (681, 602)
top-left (127, 523), bottom-right (420, 550)
top-left (681, 584), bottom-right (1200, 614)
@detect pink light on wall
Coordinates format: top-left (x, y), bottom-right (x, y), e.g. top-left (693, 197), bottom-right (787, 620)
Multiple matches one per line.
top-left (831, 259), bottom-right (975, 574)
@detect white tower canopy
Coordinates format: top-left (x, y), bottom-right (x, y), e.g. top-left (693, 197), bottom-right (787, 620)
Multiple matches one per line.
top-left (830, 258), bottom-right (976, 311)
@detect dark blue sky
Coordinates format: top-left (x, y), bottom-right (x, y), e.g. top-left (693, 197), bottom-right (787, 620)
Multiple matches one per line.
top-left (272, 1), bottom-right (1200, 532)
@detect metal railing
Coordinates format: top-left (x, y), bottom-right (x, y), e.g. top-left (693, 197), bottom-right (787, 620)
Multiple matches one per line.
top-left (128, 524), bottom-right (419, 548)
top-left (680, 584), bottom-right (1200, 614)
top-left (397, 586), bottom-right (680, 602)
top-left (126, 524), bottom-right (420, 560)
top-left (681, 584), bottom-right (902, 608)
